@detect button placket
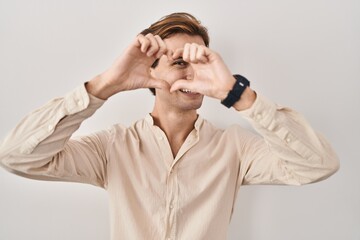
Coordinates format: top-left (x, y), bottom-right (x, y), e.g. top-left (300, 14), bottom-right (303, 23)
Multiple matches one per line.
top-left (165, 167), bottom-right (178, 240)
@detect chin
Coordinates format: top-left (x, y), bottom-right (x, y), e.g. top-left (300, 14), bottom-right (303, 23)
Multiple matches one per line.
top-left (181, 100), bottom-right (203, 111)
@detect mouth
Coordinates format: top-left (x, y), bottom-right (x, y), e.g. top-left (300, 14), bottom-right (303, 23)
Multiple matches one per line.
top-left (179, 89), bottom-right (198, 94)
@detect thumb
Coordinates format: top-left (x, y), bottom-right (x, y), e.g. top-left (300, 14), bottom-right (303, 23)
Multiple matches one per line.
top-left (147, 78), bottom-right (171, 91)
top-left (170, 79), bottom-right (195, 93)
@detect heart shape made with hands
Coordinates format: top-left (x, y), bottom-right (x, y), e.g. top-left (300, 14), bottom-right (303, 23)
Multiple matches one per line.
top-left (168, 45), bottom-right (235, 100)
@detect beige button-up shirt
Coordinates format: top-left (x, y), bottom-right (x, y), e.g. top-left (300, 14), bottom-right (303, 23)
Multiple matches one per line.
top-left (0, 85), bottom-right (339, 240)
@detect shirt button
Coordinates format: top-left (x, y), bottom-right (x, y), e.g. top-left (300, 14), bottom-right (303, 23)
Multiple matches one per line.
top-left (77, 99), bottom-right (83, 107)
top-left (255, 114), bottom-right (262, 120)
top-left (286, 137), bottom-right (291, 143)
top-left (48, 125), bottom-right (54, 132)
top-left (170, 204), bottom-right (174, 209)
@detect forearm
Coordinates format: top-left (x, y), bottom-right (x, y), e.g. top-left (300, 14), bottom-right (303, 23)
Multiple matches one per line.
top-left (0, 85), bottom-right (105, 176)
top-left (239, 94), bottom-right (339, 185)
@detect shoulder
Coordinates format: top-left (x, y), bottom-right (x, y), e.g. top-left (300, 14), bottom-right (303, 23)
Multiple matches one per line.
top-left (201, 118), bottom-right (259, 143)
top-left (108, 118), bottom-right (149, 140)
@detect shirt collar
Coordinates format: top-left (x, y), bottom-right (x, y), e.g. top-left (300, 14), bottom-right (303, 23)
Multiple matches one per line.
top-left (145, 113), bottom-right (204, 131)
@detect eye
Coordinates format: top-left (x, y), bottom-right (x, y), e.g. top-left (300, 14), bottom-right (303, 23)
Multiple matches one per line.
top-left (172, 58), bottom-right (188, 67)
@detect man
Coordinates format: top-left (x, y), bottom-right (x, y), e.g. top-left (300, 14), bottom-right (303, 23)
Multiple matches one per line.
top-left (0, 12), bottom-right (339, 240)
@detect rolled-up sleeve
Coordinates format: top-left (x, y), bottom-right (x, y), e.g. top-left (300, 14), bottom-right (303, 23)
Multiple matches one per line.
top-left (238, 94), bottom-right (340, 186)
top-left (0, 84), bottom-right (109, 188)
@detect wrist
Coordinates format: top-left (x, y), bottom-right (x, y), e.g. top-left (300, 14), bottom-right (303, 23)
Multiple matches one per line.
top-left (232, 87), bottom-right (256, 111)
top-left (221, 74), bottom-right (250, 108)
top-left (86, 74), bottom-right (119, 100)
top-left (218, 76), bottom-right (236, 100)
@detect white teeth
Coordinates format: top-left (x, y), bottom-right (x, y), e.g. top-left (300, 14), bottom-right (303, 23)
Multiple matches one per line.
top-left (180, 89), bottom-right (192, 93)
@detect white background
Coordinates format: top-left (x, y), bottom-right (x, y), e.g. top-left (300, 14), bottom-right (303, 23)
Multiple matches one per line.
top-left (0, 0), bottom-right (359, 239)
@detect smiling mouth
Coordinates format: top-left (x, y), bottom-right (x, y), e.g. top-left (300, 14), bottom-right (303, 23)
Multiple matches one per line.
top-left (180, 89), bottom-right (197, 94)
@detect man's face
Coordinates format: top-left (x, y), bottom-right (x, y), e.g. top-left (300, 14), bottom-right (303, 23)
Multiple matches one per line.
top-left (150, 34), bottom-right (205, 112)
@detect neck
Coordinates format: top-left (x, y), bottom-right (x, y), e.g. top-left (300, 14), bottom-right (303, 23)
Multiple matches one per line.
top-left (151, 106), bottom-right (198, 157)
top-left (151, 108), bottom-right (198, 140)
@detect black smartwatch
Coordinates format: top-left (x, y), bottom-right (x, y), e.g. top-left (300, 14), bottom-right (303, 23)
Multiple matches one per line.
top-left (221, 74), bottom-right (250, 108)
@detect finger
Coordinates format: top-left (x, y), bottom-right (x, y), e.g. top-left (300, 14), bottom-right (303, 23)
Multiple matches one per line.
top-left (134, 34), bottom-right (143, 47)
top-left (182, 43), bottom-right (191, 62)
top-left (137, 34), bottom-right (151, 53)
top-left (196, 46), bottom-right (209, 63)
top-left (170, 79), bottom-right (189, 92)
top-left (170, 79), bottom-right (200, 93)
top-left (189, 43), bottom-right (198, 63)
top-left (147, 78), bottom-right (171, 90)
top-left (154, 35), bottom-right (167, 58)
top-left (148, 70), bottom-right (171, 90)
top-left (145, 33), bottom-right (159, 57)
top-left (166, 49), bottom-right (174, 62)
top-left (172, 48), bottom-right (184, 60)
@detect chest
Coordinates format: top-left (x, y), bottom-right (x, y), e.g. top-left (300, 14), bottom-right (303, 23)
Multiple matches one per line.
top-left (106, 132), bottom-right (240, 200)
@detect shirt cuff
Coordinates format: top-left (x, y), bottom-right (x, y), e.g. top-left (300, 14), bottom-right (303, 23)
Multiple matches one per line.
top-left (64, 84), bottom-right (106, 115)
top-left (238, 93), bottom-right (278, 130)
top-left (19, 84), bottom-right (106, 154)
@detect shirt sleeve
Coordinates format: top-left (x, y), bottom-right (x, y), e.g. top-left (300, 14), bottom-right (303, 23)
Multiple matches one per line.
top-left (237, 94), bottom-right (340, 186)
top-left (0, 84), bottom-right (109, 188)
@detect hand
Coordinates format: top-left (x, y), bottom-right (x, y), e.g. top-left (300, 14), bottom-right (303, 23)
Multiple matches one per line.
top-left (87, 34), bottom-right (171, 99)
top-left (169, 43), bottom-right (256, 110)
top-left (169, 43), bottom-right (236, 100)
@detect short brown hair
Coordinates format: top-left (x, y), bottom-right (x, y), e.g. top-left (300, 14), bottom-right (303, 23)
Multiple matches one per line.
top-left (140, 12), bottom-right (210, 95)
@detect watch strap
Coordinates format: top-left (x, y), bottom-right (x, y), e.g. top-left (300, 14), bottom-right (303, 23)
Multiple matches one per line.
top-left (221, 74), bottom-right (250, 108)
